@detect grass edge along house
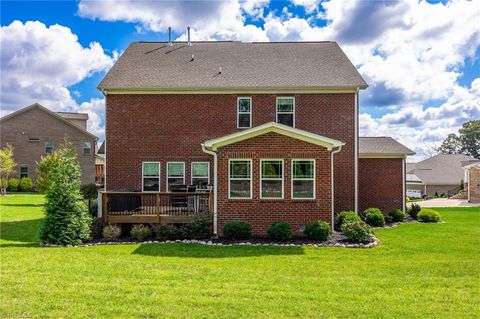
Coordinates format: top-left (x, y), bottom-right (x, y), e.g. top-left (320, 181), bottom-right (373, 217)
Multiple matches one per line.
top-left (98, 39), bottom-right (414, 236)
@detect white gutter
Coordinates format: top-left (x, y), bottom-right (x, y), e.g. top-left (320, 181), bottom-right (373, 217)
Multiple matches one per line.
top-left (354, 89), bottom-right (359, 213)
top-left (201, 144), bottom-right (218, 237)
top-left (331, 146), bottom-right (342, 231)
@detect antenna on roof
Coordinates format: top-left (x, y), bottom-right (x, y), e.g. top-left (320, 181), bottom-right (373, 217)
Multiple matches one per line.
top-left (187, 26), bottom-right (192, 46)
top-left (168, 27), bottom-right (172, 46)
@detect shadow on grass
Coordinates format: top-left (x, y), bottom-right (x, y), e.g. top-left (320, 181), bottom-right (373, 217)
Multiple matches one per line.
top-left (0, 218), bottom-right (42, 246)
top-left (0, 203), bottom-right (43, 207)
top-left (132, 243), bottom-right (305, 258)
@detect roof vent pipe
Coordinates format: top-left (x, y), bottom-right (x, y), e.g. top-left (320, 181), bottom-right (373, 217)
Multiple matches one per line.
top-left (187, 26), bottom-right (191, 46)
top-left (168, 27), bottom-right (172, 46)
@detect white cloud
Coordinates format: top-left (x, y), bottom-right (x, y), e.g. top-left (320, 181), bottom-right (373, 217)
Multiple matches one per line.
top-left (360, 78), bottom-right (480, 162)
top-left (290, 0), bottom-right (320, 13)
top-left (0, 20), bottom-right (115, 139)
top-left (78, 0), bottom-right (268, 41)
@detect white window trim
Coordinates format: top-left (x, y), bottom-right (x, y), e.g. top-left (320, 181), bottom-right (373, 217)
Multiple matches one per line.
top-left (142, 162), bottom-right (160, 193)
top-left (166, 161), bottom-right (185, 191)
top-left (228, 159), bottom-right (253, 199)
top-left (276, 97), bottom-right (295, 127)
top-left (291, 159), bottom-right (316, 200)
top-left (260, 159), bottom-right (284, 199)
top-left (83, 142), bottom-right (92, 155)
top-left (237, 97), bottom-right (252, 129)
top-left (45, 141), bottom-right (53, 154)
top-left (191, 161), bottom-right (210, 186)
top-left (19, 165), bottom-right (29, 179)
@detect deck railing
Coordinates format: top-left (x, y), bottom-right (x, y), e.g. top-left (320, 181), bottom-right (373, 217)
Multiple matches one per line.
top-left (101, 191), bottom-right (213, 224)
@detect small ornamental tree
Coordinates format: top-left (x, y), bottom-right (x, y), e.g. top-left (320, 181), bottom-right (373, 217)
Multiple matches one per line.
top-left (0, 144), bottom-right (16, 195)
top-left (40, 140), bottom-right (91, 245)
top-left (36, 152), bottom-right (60, 193)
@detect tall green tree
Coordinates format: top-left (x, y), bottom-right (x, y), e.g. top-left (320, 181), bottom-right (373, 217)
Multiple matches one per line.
top-left (438, 120), bottom-right (480, 159)
top-left (0, 144), bottom-right (16, 195)
top-left (40, 140), bottom-right (91, 245)
top-left (35, 152), bottom-right (60, 193)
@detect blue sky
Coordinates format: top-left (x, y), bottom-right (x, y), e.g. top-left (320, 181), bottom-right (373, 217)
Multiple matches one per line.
top-left (1, 0), bottom-right (479, 160)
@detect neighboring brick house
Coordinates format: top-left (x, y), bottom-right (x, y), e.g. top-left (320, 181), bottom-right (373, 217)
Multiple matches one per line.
top-left (0, 103), bottom-right (97, 185)
top-left (406, 154), bottom-right (476, 198)
top-left (99, 41), bottom-right (414, 236)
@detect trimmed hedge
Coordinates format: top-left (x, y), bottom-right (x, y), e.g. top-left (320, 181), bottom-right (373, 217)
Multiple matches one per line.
top-left (304, 220), bottom-right (331, 241)
top-left (267, 221), bottom-right (292, 241)
top-left (223, 221), bottom-right (252, 240)
top-left (417, 209), bottom-right (441, 223)
top-left (335, 211), bottom-right (359, 227)
top-left (130, 224), bottom-right (152, 241)
top-left (18, 177), bottom-right (34, 192)
top-left (7, 178), bottom-right (19, 192)
top-left (341, 219), bottom-right (372, 243)
top-left (103, 225), bottom-right (121, 241)
top-left (364, 208), bottom-right (385, 227)
top-left (389, 209), bottom-right (406, 222)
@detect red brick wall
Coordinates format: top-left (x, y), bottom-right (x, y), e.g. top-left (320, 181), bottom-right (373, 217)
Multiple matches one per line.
top-left (105, 93), bottom-right (355, 211)
top-left (359, 158), bottom-right (403, 213)
top-left (216, 132), bottom-right (332, 236)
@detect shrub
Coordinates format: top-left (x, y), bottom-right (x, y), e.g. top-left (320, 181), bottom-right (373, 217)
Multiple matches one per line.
top-left (183, 218), bottom-right (211, 239)
top-left (153, 224), bottom-right (179, 240)
top-left (267, 221), bottom-right (292, 241)
top-left (7, 178), bottom-right (19, 192)
top-left (18, 177), bottom-right (34, 192)
top-left (341, 219), bottom-right (372, 243)
top-left (406, 196), bottom-right (411, 203)
top-left (89, 199), bottom-right (98, 216)
top-left (223, 221), bottom-right (252, 240)
top-left (90, 217), bottom-right (104, 240)
top-left (417, 209), bottom-right (441, 223)
top-left (40, 140), bottom-right (91, 245)
top-left (103, 224), bottom-right (121, 241)
top-left (36, 152), bottom-right (59, 193)
top-left (388, 209), bottom-right (406, 222)
top-left (335, 211), bottom-right (359, 228)
top-left (408, 203), bottom-right (421, 220)
top-left (81, 183), bottom-right (98, 215)
top-left (304, 220), bottom-right (331, 241)
top-left (130, 224), bottom-right (152, 241)
top-left (364, 208), bottom-right (385, 227)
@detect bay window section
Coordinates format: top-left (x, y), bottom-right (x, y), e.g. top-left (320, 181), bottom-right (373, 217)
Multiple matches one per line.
top-left (167, 162), bottom-right (185, 191)
top-left (276, 97), bottom-right (295, 127)
top-left (237, 97), bottom-right (252, 128)
top-left (229, 160), bottom-right (252, 198)
top-left (261, 160), bottom-right (283, 199)
top-left (191, 162), bottom-right (209, 188)
top-left (142, 162), bottom-right (160, 192)
top-left (292, 160), bottom-right (315, 199)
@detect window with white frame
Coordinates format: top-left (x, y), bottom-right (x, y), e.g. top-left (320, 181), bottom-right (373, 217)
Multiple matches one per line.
top-left (292, 160), bottom-right (315, 199)
top-left (167, 162), bottom-right (185, 191)
top-left (276, 97), bottom-right (295, 127)
top-left (142, 162), bottom-right (160, 192)
top-left (45, 140), bottom-right (53, 154)
top-left (191, 162), bottom-right (209, 188)
top-left (261, 160), bottom-right (283, 199)
top-left (237, 97), bottom-right (252, 128)
top-left (229, 160), bottom-right (252, 198)
top-left (19, 165), bottom-right (29, 179)
top-left (83, 142), bottom-right (91, 155)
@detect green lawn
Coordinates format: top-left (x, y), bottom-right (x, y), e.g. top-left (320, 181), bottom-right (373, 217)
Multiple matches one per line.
top-left (1, 194), bottom-right (479, 318)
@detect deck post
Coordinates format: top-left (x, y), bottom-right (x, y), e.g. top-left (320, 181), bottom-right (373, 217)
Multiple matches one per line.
top-left (102, 192), bottom-right (108, 224)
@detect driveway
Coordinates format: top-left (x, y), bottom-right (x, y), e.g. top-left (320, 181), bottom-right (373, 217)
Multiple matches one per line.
top-left (408, 198), bottom-right (480, 208)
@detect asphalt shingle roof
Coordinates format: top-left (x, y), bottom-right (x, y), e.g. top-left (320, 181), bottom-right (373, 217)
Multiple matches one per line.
top-left (409, 154), bottom-right (475, 185)
top-left (359, 137), bottom-right (415, 156)
top-left (99, 41), bottom-right (368, 90)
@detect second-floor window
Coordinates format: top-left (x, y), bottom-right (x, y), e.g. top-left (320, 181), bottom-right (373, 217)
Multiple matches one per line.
top-left (276, 97), bottom-right (295, 127)
top-left (45, 141), bottom-right (53, 154)
top-left (83, 142), bottom-right (91, 155)
top-left (237, 97), bottom-right (252, 128)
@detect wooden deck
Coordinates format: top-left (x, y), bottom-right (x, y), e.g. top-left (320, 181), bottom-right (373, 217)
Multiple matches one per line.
top-left (102, 191), bottom-right (212, 224)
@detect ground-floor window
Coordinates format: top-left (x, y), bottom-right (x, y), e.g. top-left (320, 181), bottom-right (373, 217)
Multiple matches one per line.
top-left (260, 159), bottom-right (283, 199)
top-left (229, 159), bottom-right (252, 199)
top-left (292, 159), bottom-right (315, 199)
top-left (19, 165), bottom-right (28, 178)
top-left (142, 162), bottom-right (160, 192)
top-left (191, 162), bottom-right (209, 188)
top-left (167, 162), bottom-right (185, 191)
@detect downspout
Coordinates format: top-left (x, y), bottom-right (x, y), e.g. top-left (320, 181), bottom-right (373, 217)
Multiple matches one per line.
top-left (354, 88), bottom-right (359, 213)
top-left (202, 144), bottom-right (218, 237)
top-left (402, 156), bottom-right (406, 213)
top-left (331, 146), bottom-right (342, 231)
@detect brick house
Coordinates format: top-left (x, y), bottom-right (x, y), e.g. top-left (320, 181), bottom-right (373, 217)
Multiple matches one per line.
top-left (99, 41), bottom-right (414, 236)
top-left (0, 103), bottom-right (97, 185)
top-left (463, 161), bottom-right (480, 203)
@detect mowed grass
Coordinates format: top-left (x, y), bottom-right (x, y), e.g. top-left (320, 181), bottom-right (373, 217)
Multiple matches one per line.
top-left (1, 194), bottom-right (479, 318)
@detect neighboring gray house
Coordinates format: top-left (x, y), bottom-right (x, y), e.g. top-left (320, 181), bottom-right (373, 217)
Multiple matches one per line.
top-left (406, 154), bottom-right (476, 198)
top-left (0, 103), bottom-right (97, 185)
